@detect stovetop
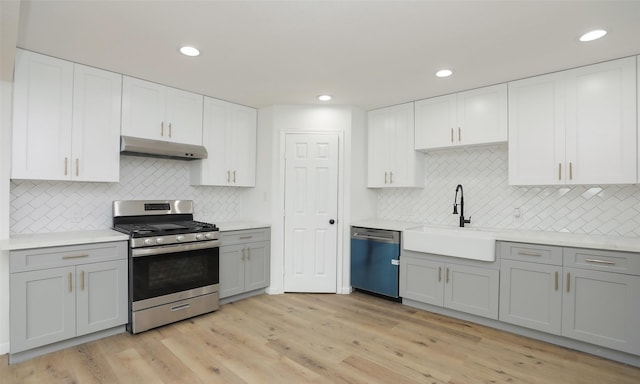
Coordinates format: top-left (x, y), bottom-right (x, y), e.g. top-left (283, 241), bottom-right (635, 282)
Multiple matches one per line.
top-left (114, 220), bottom-right (218, 238)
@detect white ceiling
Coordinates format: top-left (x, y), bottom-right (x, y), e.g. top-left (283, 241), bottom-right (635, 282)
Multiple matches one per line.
top-left (15, 0), bottom-right (640, 110)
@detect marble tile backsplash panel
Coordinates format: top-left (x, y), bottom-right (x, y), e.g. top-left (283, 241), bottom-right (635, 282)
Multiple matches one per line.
top-left (378, 145), bottom-right (640, 238)
top-left (10, 156), bottom-right (242, 235)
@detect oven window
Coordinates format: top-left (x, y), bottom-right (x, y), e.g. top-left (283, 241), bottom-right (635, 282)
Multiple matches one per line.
top-left (132, 247), bottom-right (219, 302)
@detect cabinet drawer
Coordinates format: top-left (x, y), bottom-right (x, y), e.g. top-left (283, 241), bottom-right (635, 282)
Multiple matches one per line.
top-left (10, 241), bottom-right (127, 273)
top-left (498, 241), bottom-right (563, 265)
top-left (563, 248), bottom-right (640, 275)
top-left (221, 228), bottom-right (270, 246)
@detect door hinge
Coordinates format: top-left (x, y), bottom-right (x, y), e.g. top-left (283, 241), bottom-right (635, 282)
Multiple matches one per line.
top-left (391, 259), bottom-right (400, 266)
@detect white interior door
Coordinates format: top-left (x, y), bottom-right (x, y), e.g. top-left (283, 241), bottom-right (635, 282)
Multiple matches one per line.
top-left (284, 133), bottom-right (339, 292)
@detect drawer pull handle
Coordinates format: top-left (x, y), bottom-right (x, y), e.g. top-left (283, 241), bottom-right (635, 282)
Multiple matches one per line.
top-left (518, 251), bottom-right (542, 257)
top-left (68, 272), bottom-right (73, 292)
top-left (558, 163), bottom-right (562, 180)
top-left (569, 162), bottom-right (573, 180)
top-left (239, 236), bottom-right (253, 240)
top-left (584, 258), bottom-right (615, 265)
top-left (171, 303), bottom-right (191, 312)
top-left (566, 272), bottom-right (570, 293)
top-left (81, 270), bottom-right (85, 290)
top-left (446, 268), bottom-right (450, 284)
top-left (62, 254), bottom-right (89, 259)
top-left (438, 267), bottom-right (442, 282)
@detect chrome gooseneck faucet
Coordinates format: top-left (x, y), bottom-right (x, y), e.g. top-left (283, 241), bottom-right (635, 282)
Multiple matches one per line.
top-left (452, 184), bottom-right (471, 227)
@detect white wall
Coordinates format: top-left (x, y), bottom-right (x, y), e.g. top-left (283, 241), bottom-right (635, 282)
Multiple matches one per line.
top-left (252, 105), bottom-right (373, 296)
top-left (0, 0), bottom-right (21, 355)
top-left (10, 156), bottom-right (244, 235)
top-left (379, 144), bottom-right (640, 238)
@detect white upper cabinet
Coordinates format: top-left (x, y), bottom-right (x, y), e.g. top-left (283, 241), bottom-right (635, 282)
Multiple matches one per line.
top-left (191, 97), bottom-right (257, 187)
top-left (12, 49), bottom-right (121, 182)
top-left (121, 76), bottom-right (203, 146)
top-left (415, 84), bottom-right (507, 150)
top-left (509, 57), bottom-right (637, 185)
top-left (72, 64), bottom-right (122, 182)
top-left (367, 102), bottom-right (424, 188)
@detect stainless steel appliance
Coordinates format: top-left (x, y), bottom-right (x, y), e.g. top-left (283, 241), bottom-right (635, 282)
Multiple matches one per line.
top-left (113, 200), bottom-right (220, 334)
top-left (350, 226), bottom-right (401, 300)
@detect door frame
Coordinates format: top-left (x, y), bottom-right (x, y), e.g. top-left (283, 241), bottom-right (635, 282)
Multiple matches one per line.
top-left (277, 131), bottom-right (345, 294)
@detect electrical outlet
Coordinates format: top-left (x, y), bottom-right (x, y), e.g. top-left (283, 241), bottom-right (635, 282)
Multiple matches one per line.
top-left (513, 207), bottom-right (521, 220)
top-left (71, 207), bottom-right (82, 223)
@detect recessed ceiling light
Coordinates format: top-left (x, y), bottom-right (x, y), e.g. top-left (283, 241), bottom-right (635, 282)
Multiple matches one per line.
top-left (436, 69), bottom-right (453, 78)
top-left (179, 46), bottom-right (200, 57)
top-left (579, 29), bottom-right (607, 42)
top-left (318, 95), bottom-right (332, 101)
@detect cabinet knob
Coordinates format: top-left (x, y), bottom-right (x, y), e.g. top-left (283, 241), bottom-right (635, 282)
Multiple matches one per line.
top-left (329, 219), bottom-right (335, 225)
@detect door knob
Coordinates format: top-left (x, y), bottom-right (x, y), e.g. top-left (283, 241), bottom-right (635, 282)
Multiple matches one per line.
top-left (329, 219), bottom-right (335, 224)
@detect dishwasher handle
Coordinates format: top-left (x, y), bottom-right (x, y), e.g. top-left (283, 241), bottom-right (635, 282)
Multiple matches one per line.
top-left (353, 233), bottom-right (395, 242)
top-left (351, 227), bottom-right (400, 244)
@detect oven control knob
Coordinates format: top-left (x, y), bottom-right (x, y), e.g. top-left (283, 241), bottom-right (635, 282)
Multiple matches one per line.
top-left (156, 237), bottom-right (164, 245)
top-left (144, 238), bottom-right (155, 246)
top-left (176, 235), bottom-right (185, 242)
top-left (196, 234), bottom-right (205, 240)
top-left (205, 233), bottom-right (214, 239)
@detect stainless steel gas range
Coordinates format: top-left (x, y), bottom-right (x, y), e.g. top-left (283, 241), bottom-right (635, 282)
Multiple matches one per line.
top-left (113, 200), bottom-right (220, 334)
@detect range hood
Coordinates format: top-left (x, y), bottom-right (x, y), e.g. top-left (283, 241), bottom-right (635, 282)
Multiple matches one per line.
top-left (120, 136), bottom-right (207, 160)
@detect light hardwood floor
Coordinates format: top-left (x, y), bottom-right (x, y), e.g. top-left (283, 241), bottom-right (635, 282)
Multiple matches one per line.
top-left (2, 292), bottom-right (639, 383)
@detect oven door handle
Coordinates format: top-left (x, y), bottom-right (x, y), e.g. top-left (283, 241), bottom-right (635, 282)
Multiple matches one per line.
top-left (132, 240), bottom-right (220, 258)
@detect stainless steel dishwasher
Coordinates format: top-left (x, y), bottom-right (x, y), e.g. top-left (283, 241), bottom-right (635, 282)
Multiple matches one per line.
top-left (350, 226), bottom-right (401, 300)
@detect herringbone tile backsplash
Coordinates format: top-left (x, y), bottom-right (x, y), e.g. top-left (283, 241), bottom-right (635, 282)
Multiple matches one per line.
top-left (378, 145), bottom-right (640, 238)
top-left (10, 156), bottom-right (242, 235)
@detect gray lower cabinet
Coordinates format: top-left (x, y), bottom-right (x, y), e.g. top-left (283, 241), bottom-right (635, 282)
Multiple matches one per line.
top-left (220, 227), bottom-right (270, 299)
top-left (499, 241), bottom-right (640, 356)
top-left (562, 267), bottom-right (640, 355)
top-left (499, 242), bottom-right (563, 334)
top-left (400, 254), bottom-right (499, 319)
top-left (10, 241), bottom-right (128, 355)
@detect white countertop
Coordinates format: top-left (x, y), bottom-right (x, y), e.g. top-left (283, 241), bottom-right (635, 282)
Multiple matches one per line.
top-left (217, 221), bottom-right (271, 232)
top-left (351, 219), bottom-right (640, 253)
top-left (2, 229), bottom-right (130, 251)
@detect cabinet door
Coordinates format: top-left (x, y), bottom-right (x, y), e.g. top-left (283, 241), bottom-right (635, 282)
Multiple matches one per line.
top-left (414, 94), bottom-right (456, 150)
top-left (499, 260), bottom-right (562, 334)
top-left (10, 266), bottom-right (76, 353)
top-left (562, 267), bottom-right (640, 355)
top-left (399, 256), bottom-right (443, 306)
top-left (444, 264), bottom-right (499, 319)
top-left (508, 72), bottom-right (566, 185)
top-left (165, 87), bottom-right (203, 146)
top-left (219, 244), bottom-right (246, 298)
top-left (72, 64), bottom-right (122, 182)
top-left (12, 49), bottom-right (73, 180)
top-left (245, 241), bottom-right (270, 292)
top-left (564, 57), bottom-right (637, 184)
top-left (456, 84), bottom-right (507, 146)
top-left (193, 97), bottom-right (229, 185)
top-left (121, 76), bottom-right (166, 141)
top-left (192, 98), bottom-right (256, 186)
top-left (388, 102), bottom-right (418, 187)
top-left (227, 104), bottom-right (257, 186)
top-left (367, 108), bottom-right (391, 187)
top-left (76, 260), bottom-right (128, 336)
